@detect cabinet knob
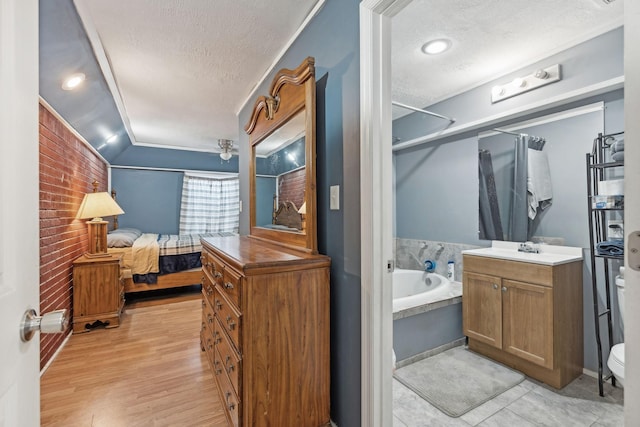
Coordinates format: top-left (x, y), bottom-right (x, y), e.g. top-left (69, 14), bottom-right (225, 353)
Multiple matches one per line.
top-left (224, 281), bottom-right (234, 290)
top-left (492, 283), bottom-right (498, 290)
top-left (502, 286), bottom-right (507, 292)
top-left (214, 271), bottom-right (223, 279)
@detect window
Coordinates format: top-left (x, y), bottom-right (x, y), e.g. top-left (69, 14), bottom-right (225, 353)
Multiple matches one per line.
top-left (178, 173), bottom-right (239, 234)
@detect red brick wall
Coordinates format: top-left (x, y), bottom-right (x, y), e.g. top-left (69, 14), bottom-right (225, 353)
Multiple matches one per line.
top-left (278, 167), bottom-right (305, 209)
top-left (39, 103), bottom-right (108, 370)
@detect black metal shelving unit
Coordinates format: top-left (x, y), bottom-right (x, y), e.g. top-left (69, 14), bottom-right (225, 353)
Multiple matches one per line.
top-left (585, 131), bottom-right (624, 397)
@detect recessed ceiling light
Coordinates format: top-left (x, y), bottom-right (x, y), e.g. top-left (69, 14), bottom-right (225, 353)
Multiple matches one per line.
top-left (61, 73), bottom-right (86, 90)
top-left (421, 39), bottom-right (452, 55)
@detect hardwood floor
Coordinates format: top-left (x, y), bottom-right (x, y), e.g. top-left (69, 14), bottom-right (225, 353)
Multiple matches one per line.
top-left (41, 295), bottom-right (228, 426)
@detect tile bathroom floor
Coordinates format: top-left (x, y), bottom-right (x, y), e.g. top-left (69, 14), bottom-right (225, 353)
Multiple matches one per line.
top-left (393, 373), bottom-right (624, 426)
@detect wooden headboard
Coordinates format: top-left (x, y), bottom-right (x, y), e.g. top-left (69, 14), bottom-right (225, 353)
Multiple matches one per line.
top-left (273, 201), bottom-right (302, 230)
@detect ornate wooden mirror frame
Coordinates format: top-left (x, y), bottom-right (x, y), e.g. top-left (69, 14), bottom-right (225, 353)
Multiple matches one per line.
top-left (245, 57), bottom-right (317, 253)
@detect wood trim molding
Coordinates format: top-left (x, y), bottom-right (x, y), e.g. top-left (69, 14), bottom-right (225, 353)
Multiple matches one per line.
top-left (268, 56), bottom-right (315, 98)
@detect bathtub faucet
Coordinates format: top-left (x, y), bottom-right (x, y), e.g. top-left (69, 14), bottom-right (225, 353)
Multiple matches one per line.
top-left (424, 259), bottom-right (436, 273)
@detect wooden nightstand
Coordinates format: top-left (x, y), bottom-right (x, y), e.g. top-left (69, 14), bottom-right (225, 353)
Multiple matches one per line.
top-left (72, 254), bottom-right (124, 333)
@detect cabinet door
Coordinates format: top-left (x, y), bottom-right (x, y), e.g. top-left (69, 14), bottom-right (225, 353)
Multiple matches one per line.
top-left (502, 279), bottom-right (553, 369)
top-left (463, 272), bottom-right (502, 348)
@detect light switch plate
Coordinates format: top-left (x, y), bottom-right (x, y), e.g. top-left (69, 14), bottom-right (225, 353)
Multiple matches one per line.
top-left (330, 185), bottom-right (340, 210)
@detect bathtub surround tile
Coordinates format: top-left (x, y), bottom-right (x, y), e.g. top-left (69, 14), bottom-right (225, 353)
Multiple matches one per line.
top-left (395, 238), bottom-right (481, 280)
top-left (393, 293), bottom-right (461, 320)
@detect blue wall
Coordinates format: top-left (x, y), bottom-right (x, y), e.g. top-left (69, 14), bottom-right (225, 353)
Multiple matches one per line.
top-left (110, 145), bottom-right (239, 234)
top-left (238, 0), bottom-right (361, 424)
top-left (111, 168), bottom-right (184, 234)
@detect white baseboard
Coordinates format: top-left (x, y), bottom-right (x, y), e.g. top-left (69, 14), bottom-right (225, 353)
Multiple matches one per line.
top-left (39, 331), bottom-right (72, 377)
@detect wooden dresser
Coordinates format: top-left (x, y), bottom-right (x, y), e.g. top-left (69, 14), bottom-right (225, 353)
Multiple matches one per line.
top-left (200, 235), bottom-right (330, 427)
top-left (72, 254), bottom-right (124, 333)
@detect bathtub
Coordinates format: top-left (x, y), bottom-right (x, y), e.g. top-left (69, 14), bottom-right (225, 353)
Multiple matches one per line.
top-left (393, 269), bottom-right (461, 313)
top-left (393, 268), bottom-right (464, 365)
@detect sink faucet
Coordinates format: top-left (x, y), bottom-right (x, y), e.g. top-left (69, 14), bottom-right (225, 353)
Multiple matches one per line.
top-left (518, 241), bottom-right (540, 254)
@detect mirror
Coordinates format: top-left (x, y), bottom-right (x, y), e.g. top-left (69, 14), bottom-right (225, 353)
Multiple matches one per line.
top-left (478, 104), bottom-right (604, 246)
top-left (245, 57), bottom-right (317, 253)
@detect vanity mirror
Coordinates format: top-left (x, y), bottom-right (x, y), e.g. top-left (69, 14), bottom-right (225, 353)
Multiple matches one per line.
top-left (477, 103), bottom-right (604, 246)
top-left (245, 57), bottom-right (317, 252)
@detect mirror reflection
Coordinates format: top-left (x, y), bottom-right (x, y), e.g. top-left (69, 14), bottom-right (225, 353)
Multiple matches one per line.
top-left (478, 104), bottom-right (604, 245)
top-left (255, 110), bottom-right (306, 232)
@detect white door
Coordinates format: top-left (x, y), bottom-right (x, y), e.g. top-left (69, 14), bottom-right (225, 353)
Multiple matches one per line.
top-left (0, 0), bottom-right (40, 425)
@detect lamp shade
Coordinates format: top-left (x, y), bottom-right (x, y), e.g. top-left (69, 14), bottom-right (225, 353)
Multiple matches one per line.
top-left (76, 192), bottom-right (124, 220)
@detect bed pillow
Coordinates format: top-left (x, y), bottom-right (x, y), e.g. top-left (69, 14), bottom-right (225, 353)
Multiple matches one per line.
top-left (109, 228), bottom-right (142, 238)
top-left (107, 229), bottom-right (141, 248)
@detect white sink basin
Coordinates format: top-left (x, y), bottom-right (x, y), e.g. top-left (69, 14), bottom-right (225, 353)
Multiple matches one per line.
top-left (462, 241), bottom-right (583, 265)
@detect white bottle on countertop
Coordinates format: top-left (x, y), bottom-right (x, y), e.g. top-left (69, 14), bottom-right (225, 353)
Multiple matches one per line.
top-left (447, 260), bottom-right (455, 281)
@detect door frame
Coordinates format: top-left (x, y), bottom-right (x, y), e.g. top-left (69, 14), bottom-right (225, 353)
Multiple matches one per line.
top-left (360, 1), bottom-right (640, 425)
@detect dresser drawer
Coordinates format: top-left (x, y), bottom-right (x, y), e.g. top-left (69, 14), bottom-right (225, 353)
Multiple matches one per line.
top-left (215, 317), bottom-right (242, 396)
top-left (202, 271), bottom-right (216, 308)
top-left (214, 347), bottom-right (240, 427)
top-left (220, 267), bottom-right (242, 308)
top-left (214, 287), bottom-right (242, 353)
top-left (202, 295), bottom-right (215, 335)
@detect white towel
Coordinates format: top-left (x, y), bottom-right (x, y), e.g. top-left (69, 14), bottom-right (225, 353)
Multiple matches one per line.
top-left (527, 149), bottom-right (552, 220)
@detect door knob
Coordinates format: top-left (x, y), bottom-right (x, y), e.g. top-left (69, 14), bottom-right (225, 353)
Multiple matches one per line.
top-left (20, 308), bottom-right (68, 342)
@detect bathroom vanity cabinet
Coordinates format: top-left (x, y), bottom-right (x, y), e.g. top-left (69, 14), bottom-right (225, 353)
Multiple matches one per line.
top-left (462, 253), bottom-right (583, 389)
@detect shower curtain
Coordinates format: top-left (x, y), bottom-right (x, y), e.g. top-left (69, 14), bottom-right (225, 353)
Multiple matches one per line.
top-left (510, 135), bottom-right (529, 242)
top-left (478, 149), bottom-right (504, 240)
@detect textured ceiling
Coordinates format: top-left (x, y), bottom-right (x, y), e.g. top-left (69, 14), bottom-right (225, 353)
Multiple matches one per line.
top-left (74, 0), bottom-right (320, 152)
top-left (44, 0), bottom-right (623, 155)
top-left (392, 0), bottom-right (624, 118)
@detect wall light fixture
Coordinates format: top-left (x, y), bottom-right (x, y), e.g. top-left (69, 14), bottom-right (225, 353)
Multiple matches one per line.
top-left (491, 64), bottom-right (561, 104)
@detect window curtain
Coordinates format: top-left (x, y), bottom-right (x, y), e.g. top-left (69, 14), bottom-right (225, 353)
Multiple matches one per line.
top-left (179, 173), bottom-right (239, 234)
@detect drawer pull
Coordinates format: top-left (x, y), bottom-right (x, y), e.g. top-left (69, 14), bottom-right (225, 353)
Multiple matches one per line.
top-left (201, 322), bottom-right (206, 332)
top-left (226, 362), bottom-right (235, 373)
top-left (214, 271), bottom-right (223, 279)
top-left (206, 286), bottom-right (213, 296)
top-left (228, 320), bottom-right (236, 331)
top-left (493, 284), bottom-right (498, 290)
top-left (502, 286), bottom-right (507, 292)
top-left (224, 281), bottom-right (234, 290)
top-left (207, 341), bottom-right (213, 350)
top-left (215, 368), bottom-right (222, 375)
top-left (207, 314), bottom-right (213, 324)
top-left (214, 332), bottom-right (222, 344)
top-left (201, 300), bottom-right (206, 308)
top-left (215, 299), bottom-right (223, 311)
top-left (225, 392), bottom-right (235, 411)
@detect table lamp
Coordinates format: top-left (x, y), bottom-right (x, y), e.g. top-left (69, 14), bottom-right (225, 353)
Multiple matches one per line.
top-left (76, 182), bottom-right (124, 257)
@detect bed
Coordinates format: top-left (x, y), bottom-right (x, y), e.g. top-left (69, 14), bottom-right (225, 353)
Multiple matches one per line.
top-left (107, 228), bottom-right (235, 294)
top-left (264, 200), bottom-right (304, 231)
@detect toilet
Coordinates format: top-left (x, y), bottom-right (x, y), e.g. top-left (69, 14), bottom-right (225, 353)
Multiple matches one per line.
top-left (607, 267), bottom-right (625, 387)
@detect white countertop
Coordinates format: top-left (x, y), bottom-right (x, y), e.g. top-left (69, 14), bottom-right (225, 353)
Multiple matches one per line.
top-left (462, 241), bottom-right (583, 266)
